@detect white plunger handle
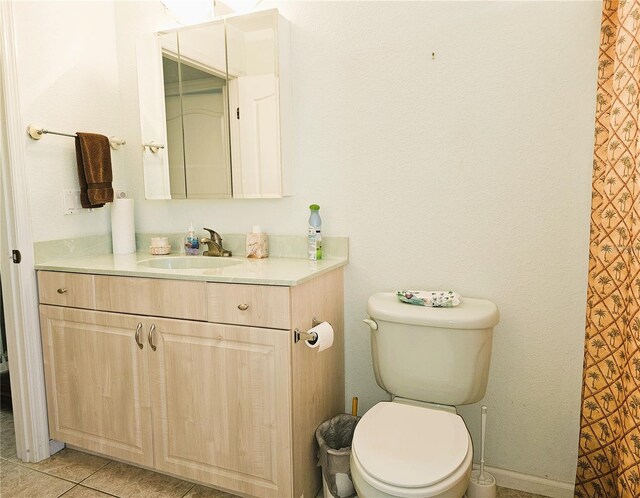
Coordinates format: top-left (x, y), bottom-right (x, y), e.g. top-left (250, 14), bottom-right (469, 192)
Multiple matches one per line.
top-left (480, 405), bottom-right (487, 478)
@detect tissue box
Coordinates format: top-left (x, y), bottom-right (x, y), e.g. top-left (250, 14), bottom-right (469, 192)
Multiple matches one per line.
top-left (246, 233), bottom-right (269, 259)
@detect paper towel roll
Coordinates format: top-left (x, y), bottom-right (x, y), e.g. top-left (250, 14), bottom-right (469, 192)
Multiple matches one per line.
top-left (306, 321), bottom-right (334, 352)
top-left (111, 198), bottom-right (136, 254)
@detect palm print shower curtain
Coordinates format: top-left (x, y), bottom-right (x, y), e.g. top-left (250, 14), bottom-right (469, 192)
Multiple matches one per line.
top-left (576, 0), bottom-right (640, 496)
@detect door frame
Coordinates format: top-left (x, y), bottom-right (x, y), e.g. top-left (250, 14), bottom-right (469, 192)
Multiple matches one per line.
top-left (0, 0), bottom-right (52, 462)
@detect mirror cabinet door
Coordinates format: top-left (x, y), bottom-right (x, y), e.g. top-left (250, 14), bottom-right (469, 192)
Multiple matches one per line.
top-left (226, 10), bottom-right (282, 198)
top-left (177, 20), bottom-right (232, 199)
top-left (138, 10), bottom-right (289, 200)
top-left (137, 31), bottom-right (173, 199)
top-left (160, 30), bottom-right (187, 199)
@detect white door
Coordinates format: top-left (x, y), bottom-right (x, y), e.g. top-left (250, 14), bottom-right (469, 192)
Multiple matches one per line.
top-left (0, 1), bottom-right (52, 463)
top-left (182, 91), bottom-right (231, 199)
top-left (165, 94), bottom-right (186, 199)
top-left (230, 74), bottom-right (281, 198)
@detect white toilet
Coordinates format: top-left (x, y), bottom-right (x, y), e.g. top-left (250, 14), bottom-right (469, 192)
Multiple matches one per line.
top-left (351, 292), bottom-right (500, 498)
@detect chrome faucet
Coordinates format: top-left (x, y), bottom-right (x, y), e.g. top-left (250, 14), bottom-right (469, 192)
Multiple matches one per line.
top-left (201, 228), bottom-right (232, 257)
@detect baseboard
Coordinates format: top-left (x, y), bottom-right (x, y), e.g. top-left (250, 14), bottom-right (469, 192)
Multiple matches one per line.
top-left (316, 462), bottom-right (574, 498)
top-left (475, 464), bottom-right (574, 498)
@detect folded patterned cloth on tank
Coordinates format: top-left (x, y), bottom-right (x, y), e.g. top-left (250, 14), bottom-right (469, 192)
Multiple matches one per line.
top-left (396, 290), bottom-right (462, 307)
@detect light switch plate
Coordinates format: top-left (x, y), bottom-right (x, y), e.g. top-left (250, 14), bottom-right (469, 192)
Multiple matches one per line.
top-left (62, 190), bottom-right (89, 214)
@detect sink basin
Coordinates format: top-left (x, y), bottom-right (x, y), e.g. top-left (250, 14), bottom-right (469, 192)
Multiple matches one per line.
top-left (137, 256), bottom-right (242, 270)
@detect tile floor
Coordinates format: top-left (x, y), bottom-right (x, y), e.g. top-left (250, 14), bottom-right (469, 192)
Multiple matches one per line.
top-left (0, 406), bottom-right (548, 498)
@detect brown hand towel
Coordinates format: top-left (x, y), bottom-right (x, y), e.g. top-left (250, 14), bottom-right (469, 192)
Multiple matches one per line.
top-left (75, 132), bottom-right (114, 208)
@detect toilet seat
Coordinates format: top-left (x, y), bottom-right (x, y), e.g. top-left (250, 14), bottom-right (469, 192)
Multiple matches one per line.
top-left (351, 402), bottom-right (471, 495)
top-left (351, 445), bottom-right (472, 498)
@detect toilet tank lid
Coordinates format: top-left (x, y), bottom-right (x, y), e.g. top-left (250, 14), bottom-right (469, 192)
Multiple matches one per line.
top-left (367, 293), bottom-right (499, 329)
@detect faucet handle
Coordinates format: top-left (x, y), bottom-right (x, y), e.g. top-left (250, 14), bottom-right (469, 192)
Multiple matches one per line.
top-left (203, 228), bottom-right (222, 244)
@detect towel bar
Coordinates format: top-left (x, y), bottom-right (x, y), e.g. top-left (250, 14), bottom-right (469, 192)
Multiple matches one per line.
top-left (27, 124), bottom-right (126, 150)
top-left (142, 142), bottom-right (165, 153)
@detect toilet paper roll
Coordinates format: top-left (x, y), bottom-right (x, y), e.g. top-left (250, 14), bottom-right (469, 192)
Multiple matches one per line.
top-left (111, 198), bottom-right (136, 254)
top-left (306, 321), bottom-right (334, 352)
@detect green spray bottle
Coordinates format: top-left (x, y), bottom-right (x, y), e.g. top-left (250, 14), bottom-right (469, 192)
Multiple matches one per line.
top-left (308, 204), bottom-right (322, 261)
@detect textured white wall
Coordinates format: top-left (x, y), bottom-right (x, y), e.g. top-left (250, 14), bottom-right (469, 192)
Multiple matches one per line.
top-left (13, 1), bottom-right (124, 240)
top-left (13, 0), bottom-right (601, 485)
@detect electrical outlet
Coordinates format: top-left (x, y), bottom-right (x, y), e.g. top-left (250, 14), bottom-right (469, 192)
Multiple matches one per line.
top-left (63, 187), bottom-right (124, 214)
top-left (62, 190), bottom-right (95, 214)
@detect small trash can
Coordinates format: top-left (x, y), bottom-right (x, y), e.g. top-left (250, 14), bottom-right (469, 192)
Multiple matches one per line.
top-left (316, 413), bottom-right (360, 498)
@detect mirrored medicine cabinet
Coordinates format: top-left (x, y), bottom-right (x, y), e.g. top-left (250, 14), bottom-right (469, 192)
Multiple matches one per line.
top-left (136, 9), bottom-right (292, 200)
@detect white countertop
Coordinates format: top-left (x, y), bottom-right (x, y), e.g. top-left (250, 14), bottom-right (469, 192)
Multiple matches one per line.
top-left (35, 253), bottom-right (348, 286)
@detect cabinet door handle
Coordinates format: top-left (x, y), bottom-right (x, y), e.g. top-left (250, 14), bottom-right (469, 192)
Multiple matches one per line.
top-left (148, 324), bottom-right (157, 351)
top-left (134, 322), bottom-right (144, 349)
top-left (57, 288), bottom-right (67, 294)
top-left (238, 303), bottom-right (249, 311)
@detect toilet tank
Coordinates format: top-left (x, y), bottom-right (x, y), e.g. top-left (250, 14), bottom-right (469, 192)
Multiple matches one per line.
top-left (365, 293), bottom-right (499, 406)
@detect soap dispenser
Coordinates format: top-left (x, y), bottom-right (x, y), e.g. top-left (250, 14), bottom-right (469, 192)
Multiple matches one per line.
top-left (185, 222), bottom-right (200, 255)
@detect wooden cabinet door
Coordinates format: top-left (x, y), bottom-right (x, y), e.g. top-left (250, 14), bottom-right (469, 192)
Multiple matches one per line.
top-left (148, 317), bottom-right (293, 497)
top-left (39, 305), bottom-right (153, 466)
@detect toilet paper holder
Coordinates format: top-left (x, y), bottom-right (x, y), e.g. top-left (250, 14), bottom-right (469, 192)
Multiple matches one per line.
top-left (294, 317), bottom-right (325, 344)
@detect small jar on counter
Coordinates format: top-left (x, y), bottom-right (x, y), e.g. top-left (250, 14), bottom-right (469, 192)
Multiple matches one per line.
top-left (150, 237), bottom-right (171, 255)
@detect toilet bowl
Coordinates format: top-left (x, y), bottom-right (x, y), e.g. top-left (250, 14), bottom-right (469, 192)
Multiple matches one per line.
top-left (350, 402), bottom-right (472, 498)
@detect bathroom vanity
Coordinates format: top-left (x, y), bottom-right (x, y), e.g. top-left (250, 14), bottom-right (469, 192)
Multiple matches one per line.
top-left (35, 251), bottom-right (346, 498)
